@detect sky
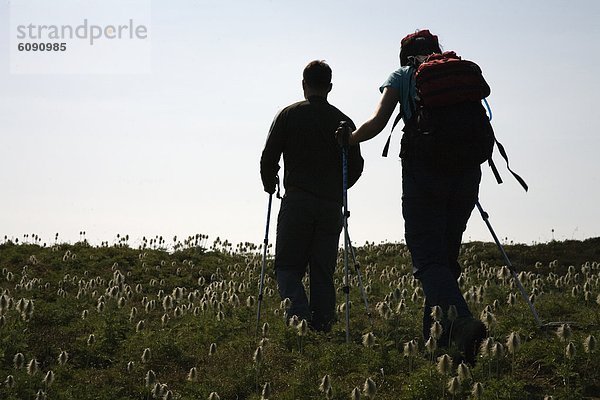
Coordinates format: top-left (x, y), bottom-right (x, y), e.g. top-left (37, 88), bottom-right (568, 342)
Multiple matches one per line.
top-left (1, 0), bottom-right (599, 249)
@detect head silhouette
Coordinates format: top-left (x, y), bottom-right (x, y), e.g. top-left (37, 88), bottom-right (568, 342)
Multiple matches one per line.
top-left (302, 60), bottom-right (332, 94)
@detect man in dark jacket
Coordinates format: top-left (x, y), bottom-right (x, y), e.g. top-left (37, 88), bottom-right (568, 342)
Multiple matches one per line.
top-left (260, 60), bottom-right (363, 332)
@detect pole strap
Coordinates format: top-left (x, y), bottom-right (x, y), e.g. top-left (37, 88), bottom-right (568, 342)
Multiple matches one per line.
top-left (275, 174), bottom-right (282, 199)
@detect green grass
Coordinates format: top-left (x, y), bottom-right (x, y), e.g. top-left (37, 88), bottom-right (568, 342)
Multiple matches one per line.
top-left (0, 238), bottom-right (599, 399)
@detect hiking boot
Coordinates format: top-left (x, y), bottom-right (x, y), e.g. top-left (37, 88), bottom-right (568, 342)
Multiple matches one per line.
top-left (452, 317), bottom-right (487, 366)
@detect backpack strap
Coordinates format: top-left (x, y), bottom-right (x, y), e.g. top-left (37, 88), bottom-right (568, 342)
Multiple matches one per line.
top-left (492, 138), bottom-right (529, 192)
top-left (382, 107), bottom-right (403, 157)
top-left (488, 158), bottom-right (502, 184)
top-left (482, 99), bottom-right (528, 192)
top-left (382, 68), bottom-right (416, 158)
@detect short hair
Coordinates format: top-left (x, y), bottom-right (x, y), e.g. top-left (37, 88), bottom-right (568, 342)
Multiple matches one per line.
top-left (399, 30), bottom-right (442, 66)
top-left (303, 60), bottom-right (332, 90)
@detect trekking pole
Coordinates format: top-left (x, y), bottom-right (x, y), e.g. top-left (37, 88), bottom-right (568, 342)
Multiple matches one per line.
top-left (475, 201), bottom-right (543, 328)
top-left (344, 228), bottom-right (373, 326)
top-left (340, 121), bottom-right (352, 343)
top-left (256, 192), bottom-right (274, 336)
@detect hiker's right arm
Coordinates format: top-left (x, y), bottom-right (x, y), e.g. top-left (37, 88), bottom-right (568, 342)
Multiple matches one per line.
top-left (347, 87), bottom-right (399, 145)
top-left (260, 110), bottom-right (286, 194)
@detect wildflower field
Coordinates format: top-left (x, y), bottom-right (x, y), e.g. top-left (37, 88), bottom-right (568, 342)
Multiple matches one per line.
top-left (0, 236), bottom-right (599, 400)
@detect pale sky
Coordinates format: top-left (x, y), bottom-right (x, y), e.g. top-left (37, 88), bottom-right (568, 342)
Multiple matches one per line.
top-left (1, 0), bottom-right (599, 248)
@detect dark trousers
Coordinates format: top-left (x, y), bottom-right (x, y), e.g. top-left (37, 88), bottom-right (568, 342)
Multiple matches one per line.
top-left (402, 161), bottom-right (481, 340)
top-left (274, 190), bottom-right (342, 332)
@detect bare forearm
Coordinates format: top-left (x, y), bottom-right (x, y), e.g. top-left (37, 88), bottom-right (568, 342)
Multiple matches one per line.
top-left (350, 118), bottom-right (388, 145)
top-left (348, 86), bottom-right (399, 146)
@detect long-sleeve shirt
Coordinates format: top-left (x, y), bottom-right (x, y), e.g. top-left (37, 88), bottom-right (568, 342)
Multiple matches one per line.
top-left (261, 95), bottom-right (363, 204)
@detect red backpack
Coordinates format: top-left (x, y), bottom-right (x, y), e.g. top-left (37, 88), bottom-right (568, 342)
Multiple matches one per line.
top-left (383, 51), bottom-right (527, 191)
top-left (415, 51), bottom-right (490, 108)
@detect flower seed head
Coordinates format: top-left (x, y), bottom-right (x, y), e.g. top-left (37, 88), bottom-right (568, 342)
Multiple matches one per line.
top-left (480, 337), bottom-right (494, 358)
top-left (150, 383), bottom-right (162, 398)
top-left (162, 295), bottom-right (173, 311)
top-left (403, 339), bottom-right (418, 357)
top-left (4, 375), bottom-right (15, 388)
top-left (430, 321), bottom-right (443, 340)
top-left (492, 341), bottom-right (505, 358)
top-left (27, 358), bottom-right (39, 375)
top-left (288, 314), bottom-right (299, 327)
top-left (253, 346), bottom-right (263, 364)
top-left (447, 305), bottom-right (458, 321)
top-left (584, 335), bottom-right (596, 354)
top-left (144, 369), bottom-right (156, 387)
top-left (425, 337), bottom-right (437, 354)
top-left (13, 352), bottom-right (25, 369)
top-left (396, 299), bottom-right (406, 314)
top-left (363, 377), bottom-right (377, 398)
top-left (457, 362), bottom-right (472, 383)
top-left (471, 382), bottom-right (484, 399)
top-left (141, 347), bottom-right (151, 363)
top-left (498, 266), bottom-right (511, 280)
top-left (58, 350), bottom-right (69, 365)
top-left (136, 320), bottom-right (145, 332)
top-left (447, 376), bottom-right (460, 395)
top-left (430, 305), bottom-right (443, 321)
top-left (261, 382), bottom-right (271, 400)
top-left (325, 385), bottom-right (334, 400)
top-left (557, 324), bottom-right (572, 342)
top-left (173, 306), bottom-right (183, 318)
top-left (506, 331), bottom-right (521, 354)
top-left (482, 311), bottom-right (497, 330)
top-left (297, 319), bottom-right (308, 336)
top-left (362, 332), bottom-right (376, 348)
top-left (188, 367), bottom-right (198, 382)
top-left (319, 374), bottom-right (331, 393)
top-left (565, 341), bottom-right (576, 360)
top-left (436, 354), bottom-right (452, 375)
top-left (43, 370), bottom-right (55, 387)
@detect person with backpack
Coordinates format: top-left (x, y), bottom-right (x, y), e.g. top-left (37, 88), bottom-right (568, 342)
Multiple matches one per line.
top-left (261, 60), bottom-right (364, 332)
top-left (338, 30), bottom-right (488, 364)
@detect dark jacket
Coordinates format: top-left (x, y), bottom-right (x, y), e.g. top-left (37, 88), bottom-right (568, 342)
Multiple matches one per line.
top-left (261, 95), bottom-right (363, 204)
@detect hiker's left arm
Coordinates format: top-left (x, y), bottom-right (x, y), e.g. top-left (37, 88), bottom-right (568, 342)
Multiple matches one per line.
top-left (347, 87), bottom-right (399, 145)
top-left (260, 110), bottom-right (286, 194)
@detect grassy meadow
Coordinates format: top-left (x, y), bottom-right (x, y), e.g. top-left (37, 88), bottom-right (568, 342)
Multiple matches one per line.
top-left (0, 236), bottom-right (599, 400)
